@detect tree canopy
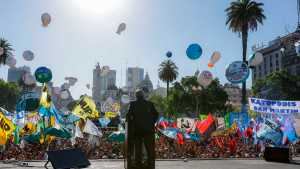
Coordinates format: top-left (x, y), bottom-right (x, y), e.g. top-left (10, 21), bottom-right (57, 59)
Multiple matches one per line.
top-left (0, 79), bottom-right (20, 112)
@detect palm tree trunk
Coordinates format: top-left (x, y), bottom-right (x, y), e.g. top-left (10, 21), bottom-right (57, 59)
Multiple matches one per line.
top-left (166, 81), bottom-right (169, 98)
top-left (241, 27), bottom-right (248, 106)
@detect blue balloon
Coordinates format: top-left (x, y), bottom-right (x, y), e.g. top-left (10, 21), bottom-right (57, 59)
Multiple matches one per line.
top-left (166, 51), bottom-right (172, 58)
top-left (186, 43), bottom-right (202, 60)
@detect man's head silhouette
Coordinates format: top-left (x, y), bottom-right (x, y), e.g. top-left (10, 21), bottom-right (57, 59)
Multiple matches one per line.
top-left (135, 89), bottom-right (144, 100)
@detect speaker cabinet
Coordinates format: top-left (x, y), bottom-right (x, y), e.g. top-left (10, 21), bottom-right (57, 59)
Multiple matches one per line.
top-left (264, 146), bottom-right (290, 163)
top-left (45, 148), bottom-right (90, 169)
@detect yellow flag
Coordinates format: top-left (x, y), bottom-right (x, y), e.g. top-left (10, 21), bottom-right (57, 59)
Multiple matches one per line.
top-left (0, 112), bottom-right (15, 137)
top-left (40, 86), bottom-right (51, 108)
top-left (105, 112), bottom-right (118, 118)
top-left (72, 96), bottom-right (99, 119)
top-left (0, 130), bottom-right (7, 145)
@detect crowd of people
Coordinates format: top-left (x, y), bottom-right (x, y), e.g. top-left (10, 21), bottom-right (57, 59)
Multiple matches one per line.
top-left (0, 131), bottom-right (267, 161)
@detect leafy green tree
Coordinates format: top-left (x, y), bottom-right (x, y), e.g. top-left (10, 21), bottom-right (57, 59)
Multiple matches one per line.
top-left (166, 77), bottom-right (228, 118)
top-left (225, 0), bottom-right (266, 105)
top-left (148, 94), bottom-right (167, 115)
top-left (0, 79), bottom-right (20, 112)
top-left (252, 70), bottom-right (300, 100)
top-left (158, 60), bottom-right (178, 98)
top-left (0, 38), bottom-right (14, 66)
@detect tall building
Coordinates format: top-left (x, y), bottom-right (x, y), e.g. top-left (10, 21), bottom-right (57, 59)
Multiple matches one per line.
top-left (251, 29), bottom-right (300, 99)
top-left (126, 67), bottom-right (144, 91)
top-left (92, 63), bottom-right (117, 105)
top-left (7, 66), bottom-right (31, 83)
top-left (138, 72), bottom-right (153, 92)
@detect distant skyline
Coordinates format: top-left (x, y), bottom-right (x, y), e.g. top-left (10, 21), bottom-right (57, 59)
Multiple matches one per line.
top-left (0, 0), bottom-right (299, 99)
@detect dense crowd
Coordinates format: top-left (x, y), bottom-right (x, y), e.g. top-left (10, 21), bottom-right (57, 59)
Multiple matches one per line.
top-left (0, 131), bottom-right (266, 161)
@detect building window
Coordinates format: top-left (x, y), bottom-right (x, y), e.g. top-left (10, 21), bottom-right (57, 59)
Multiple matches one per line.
top-left (270, 62), bottom-right (273, 67)
top-left (276, 60), bottom-right (279, 66)
top-left (275, 53), bottom-right (279, 58)
top-left (270, 55), bottom-right (273, 62)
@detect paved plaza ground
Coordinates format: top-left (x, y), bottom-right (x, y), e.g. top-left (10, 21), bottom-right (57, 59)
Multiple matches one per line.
top-left (1, 159), bottom-right (300, 169)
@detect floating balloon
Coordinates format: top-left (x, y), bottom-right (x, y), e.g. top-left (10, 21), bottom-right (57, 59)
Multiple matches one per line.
top-left (121, 95), bottom-right (130, 104)
top-left (23, 50), bottom-right (34, 61)
top-left (198, 70), bottom-right (213, 87)
top-left (60, 90), bottom-right (69, 99)
top-left (0, 47), bottom-right (3, 56)
top-left (166, 51), bottom-right (172, 58)
top-left (86, 84), bottom-right (90, 89)
top-left (41, 13), bottom-right (51, 27)
top-left (208, 51), bottom-right (221, 68)
top-left (34, 66), bottom-right (52, 83)
top-left (186, 43), bottom-right (202, 60)
top-left (22, 72), bottom-right (36, 85)
top-left (116, 23), bottom-right (126, 35)
top-left (249, 52), bottom-right (263, 67)
top-left (65, 77), bottom-right (78, 86)
top-left (101, 66), bottom-right (110, 76)
top-left (225, 61), bottom-right (250, 84)
top-left (5, 56), bottom-right (16, 68)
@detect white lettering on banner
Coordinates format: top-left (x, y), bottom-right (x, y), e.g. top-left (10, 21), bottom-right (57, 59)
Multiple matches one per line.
top-left (177, 118), bottom-right (195, 130)
top-left (249, 97), bottom-right (300, 114)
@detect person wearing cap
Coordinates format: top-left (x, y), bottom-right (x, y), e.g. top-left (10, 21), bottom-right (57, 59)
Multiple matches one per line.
top-left (126, 89), bottom-right (158, 169)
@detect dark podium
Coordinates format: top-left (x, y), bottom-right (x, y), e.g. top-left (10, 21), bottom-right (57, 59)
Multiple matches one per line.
top-left (124, 119), bottom-right (135, 169)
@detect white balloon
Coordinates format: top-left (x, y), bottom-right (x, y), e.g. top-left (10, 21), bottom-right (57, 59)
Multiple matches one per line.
top-left (23, 50), bottom-right (34, 61)
top-left (116, 23), bottom-right (126, 35)
top-left (5, 56), bottom-right (16, 68)
top-left (60, 90), bottom-right (69, 99)
top-left (208, 51), bottom-right (221, 68)
top-left (249, 52), bottom-right (263, 67)
top-left (198, 71), bottom-right (213, 87)
top-left (65, 77), bottom-right (78, 86)
top-left (41, 13), bottom-right (51, 27)
top-left (121, 95), bottom-right (130, 104)
top-left (22, 73), bottom-right (36, 85)
top-left (0, 47), bottom-right (4, 56)
top-left (101, 66), bottom-right (110, 76)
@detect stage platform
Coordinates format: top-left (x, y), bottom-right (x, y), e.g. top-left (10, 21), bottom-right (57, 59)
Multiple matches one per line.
top-left (1, 158), bottom-right (299, 169)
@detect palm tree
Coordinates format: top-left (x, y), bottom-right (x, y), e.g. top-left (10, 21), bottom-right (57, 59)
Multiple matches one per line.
top-left (225, 0), bottom-right (266, 106)
top-left (0, 38), bottom-right (14, 66)
top-left (158, 60), bottom-right (178, 98)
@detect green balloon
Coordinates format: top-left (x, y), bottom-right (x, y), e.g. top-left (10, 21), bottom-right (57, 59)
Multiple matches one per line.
top-left (35, 66), bottom-right (52, 83)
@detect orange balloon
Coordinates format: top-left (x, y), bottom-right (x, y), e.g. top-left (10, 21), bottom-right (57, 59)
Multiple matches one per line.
top-left (208, 63), bottom-right (214, 68)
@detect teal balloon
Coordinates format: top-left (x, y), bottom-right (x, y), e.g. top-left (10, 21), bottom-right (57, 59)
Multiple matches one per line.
top-left (35, 67), bottom-right (52, 83)
top-left (166, 51), bottom-right (172, 58)
top-left (186, 43), bottom-right (202, 60)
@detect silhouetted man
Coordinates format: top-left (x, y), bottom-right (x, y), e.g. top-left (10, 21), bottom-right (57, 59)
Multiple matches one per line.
top-left (126, 89), bottom-right (158, 169)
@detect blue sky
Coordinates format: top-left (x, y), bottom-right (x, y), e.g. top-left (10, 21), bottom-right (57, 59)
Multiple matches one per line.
top-left (0, 0), bottom-right (298, 99)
